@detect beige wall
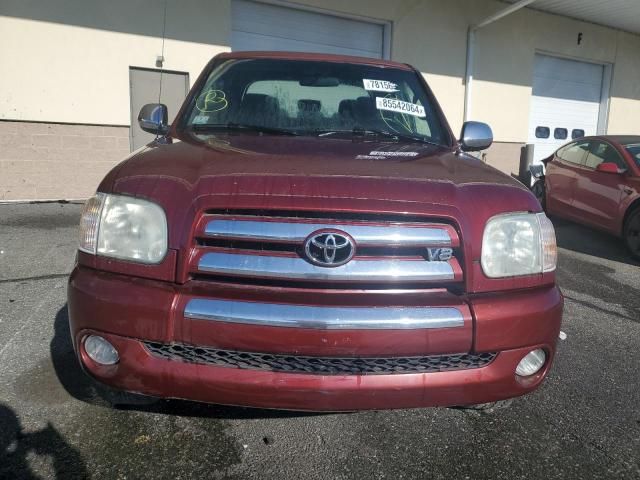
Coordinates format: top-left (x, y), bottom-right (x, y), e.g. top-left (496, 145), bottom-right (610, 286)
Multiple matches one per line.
top-left (0, 121), bottom-right (129, 200)
top-left (1, 0), bottom-right (640, 200)
top-left (608, 31), bottom-right (640, 134)
top-left (0, 0), bottom-right (231, 126)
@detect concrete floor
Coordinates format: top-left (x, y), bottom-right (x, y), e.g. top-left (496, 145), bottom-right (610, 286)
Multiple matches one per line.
top-left (0, 202), bottom-right (638, 480)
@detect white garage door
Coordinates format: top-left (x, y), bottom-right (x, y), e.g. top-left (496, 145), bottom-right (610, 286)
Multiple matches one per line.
top-left (231, 0), bottom-right (385, 59)
top-left (528, 54), bottom-right (604, 164)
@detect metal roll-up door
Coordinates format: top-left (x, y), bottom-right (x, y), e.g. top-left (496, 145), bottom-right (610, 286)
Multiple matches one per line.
top-left (231, 0), bottom-right (385, 59)
top-left (528, 54), bottom-right (605, 163)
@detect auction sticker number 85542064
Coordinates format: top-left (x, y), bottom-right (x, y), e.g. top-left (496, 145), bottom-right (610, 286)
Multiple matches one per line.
top-left (376, 97), bottom-right (425, 118)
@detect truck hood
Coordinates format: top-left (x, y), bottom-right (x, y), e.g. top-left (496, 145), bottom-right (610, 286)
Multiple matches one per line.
top-left (102, 133), bottom-right (539, 249)
top-left (108, 132), bottom-right (528, 191)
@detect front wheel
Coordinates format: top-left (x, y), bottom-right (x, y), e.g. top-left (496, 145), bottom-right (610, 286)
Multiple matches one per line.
top-left (531, 179), bottom-right (546, 210)
top-left (623, 207), bottom-right (640, 260)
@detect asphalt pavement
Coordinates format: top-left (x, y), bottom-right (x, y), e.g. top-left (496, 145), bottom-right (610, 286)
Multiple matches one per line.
top-left (0, 202), bottom-right (638, 480)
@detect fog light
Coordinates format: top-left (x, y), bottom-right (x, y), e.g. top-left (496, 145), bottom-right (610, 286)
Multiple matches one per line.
top-left (84, 335), bottom-right (119, 365)
top-left (515, 348), bottom-right (546, 377)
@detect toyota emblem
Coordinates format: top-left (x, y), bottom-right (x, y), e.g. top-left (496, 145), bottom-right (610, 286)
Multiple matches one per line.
top-left (303, 230), bottom-right (355, 267)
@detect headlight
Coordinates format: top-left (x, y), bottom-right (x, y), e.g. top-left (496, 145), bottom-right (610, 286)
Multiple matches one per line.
top-left (481, 212), bottom-right (556, 278)
top-left (78, 193), bottom-right (168, 264)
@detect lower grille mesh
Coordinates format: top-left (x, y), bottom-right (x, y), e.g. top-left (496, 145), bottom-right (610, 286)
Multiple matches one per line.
top-left (143, 341), bottom-right (496, 375)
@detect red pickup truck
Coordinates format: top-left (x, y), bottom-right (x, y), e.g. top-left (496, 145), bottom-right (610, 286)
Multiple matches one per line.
top-left (68, 51), bottom-right (562, 411)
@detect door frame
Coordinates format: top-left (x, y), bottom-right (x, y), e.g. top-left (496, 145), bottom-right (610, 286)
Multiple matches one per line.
top-left (128, 66), bottom-right (190, 151)
top-left (234, 0), bottom-right (393, 59)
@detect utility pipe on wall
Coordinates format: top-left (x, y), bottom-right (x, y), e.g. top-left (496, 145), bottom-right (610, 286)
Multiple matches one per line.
top-left (464, 0), bottom-right (537, 122)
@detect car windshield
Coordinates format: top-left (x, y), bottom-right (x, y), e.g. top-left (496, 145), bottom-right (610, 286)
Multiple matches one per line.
top-left (181, 58), bottom-right (450, 146)
top-left (624, 144), bottom-right (640, 167)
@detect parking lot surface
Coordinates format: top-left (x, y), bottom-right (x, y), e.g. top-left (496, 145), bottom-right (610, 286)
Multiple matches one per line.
top-left (1, 202), bottom-right (639, 480)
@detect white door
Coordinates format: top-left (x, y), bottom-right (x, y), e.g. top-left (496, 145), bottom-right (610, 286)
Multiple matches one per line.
top-left (528, 54), bottom-right (604, 164)
top-left (231, 0), bottom-right (385, 59)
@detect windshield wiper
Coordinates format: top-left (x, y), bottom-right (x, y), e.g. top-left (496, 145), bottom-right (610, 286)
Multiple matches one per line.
top-left (187, 123), bottom-right (299, 136)
top-left (316, 128), bottom-right (439, 146)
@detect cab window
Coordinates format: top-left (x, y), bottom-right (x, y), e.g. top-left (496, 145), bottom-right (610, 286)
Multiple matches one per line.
top-left (585, 141), bottom-right (627, 170)
top-left (557, 141), bottom-right (589, 165)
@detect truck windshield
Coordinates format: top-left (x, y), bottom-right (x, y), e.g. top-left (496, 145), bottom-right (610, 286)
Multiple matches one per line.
top-left (182, 58), bottom-right (449, 146)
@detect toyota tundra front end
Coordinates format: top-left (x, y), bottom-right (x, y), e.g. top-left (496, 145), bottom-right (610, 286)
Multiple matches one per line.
top-left (68, 51), bottom-right (563, 411)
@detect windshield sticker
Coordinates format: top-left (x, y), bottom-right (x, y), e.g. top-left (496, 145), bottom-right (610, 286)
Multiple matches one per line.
top-left (196, 89), bottom-right (228, 113)
top-left (376, 97), bottom-right (425, 117)
top-left (192, 115), bottom-right (210, 124)
top-left (363, 79), bottom-right (398, 92)
top-left (369, 150), bottom-right (419, 157)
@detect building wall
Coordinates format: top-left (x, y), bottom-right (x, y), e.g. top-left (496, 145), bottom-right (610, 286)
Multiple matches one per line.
top-left (1, 0), bottom-right (640, 200)
top-left (0, 121), bottom-right (129, 200)
top-left (0, 0), bottom-right (231, 200)
top-left (0, 0), bottom-right (230, 126)
top-left (472, 4), bottom-right (619, 142)
top-left (608, 31), bottom-right (640, 134)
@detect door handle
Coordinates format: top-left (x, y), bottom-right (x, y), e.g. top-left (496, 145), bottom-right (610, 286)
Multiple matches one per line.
top-left (623, 187), bottom-right (633, 195)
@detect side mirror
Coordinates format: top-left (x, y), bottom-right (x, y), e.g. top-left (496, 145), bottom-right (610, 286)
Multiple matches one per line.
top-left (459, 121), bottom-right (493, 152)
top-left (138, 103), bottom-right (169, 135)
top-left (595, 162), bottom-right (622, 174)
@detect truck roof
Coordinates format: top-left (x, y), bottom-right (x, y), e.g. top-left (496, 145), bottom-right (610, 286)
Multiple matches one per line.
top-left (215, 50), bottom-right (414, 71)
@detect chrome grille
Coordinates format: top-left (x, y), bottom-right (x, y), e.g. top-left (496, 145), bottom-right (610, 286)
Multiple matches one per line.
top-left (198, 252), bottom-right (456, 282)
top-left (190, 212), bottom-right (463, 286)
top-left (143, 341), bottom-right (496, 375)
top-left (204, 218), bottom-right (452, 245)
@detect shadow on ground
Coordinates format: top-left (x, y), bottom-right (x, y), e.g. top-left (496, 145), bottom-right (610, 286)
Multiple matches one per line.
top-left (552, 217), bottom-right (640, 267)
top-left (0, 403), bottom-right (88, 480)
top-left (51, 305), bottom-right (325, 420)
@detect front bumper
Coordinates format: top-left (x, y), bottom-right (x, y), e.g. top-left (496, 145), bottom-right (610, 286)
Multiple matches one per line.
top-left (68, 266), bottom-right (563, 411)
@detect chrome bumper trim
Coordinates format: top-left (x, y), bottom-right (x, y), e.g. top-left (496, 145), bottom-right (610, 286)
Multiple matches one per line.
top-left (204, 219), bottom-right (451, 246)
top-left (197, 252), bottom-right (455, 282)
top-left (184, 299), bottom-right (465, 330)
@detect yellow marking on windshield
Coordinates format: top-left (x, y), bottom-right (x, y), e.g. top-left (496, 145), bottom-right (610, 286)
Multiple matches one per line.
top-left (196, 89), bottom-right (229, 113)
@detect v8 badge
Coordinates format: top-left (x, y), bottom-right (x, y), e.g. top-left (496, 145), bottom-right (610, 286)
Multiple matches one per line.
top-left (426, 247), bottom-right (453, 262)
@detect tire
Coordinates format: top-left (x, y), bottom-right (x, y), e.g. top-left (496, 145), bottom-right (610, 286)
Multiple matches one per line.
top-left (531, 179), bottom-right (546, 210)
top-left (623, 207), bottom-right (640, 260)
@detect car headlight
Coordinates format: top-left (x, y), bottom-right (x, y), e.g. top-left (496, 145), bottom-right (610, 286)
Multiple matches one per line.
top-left (79, 193), bottom-right (168, 264)
top-left (481, 212), bottom-right (556, 278)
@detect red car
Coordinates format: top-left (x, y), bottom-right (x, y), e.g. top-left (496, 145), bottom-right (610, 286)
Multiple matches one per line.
top-left (537, 136), bottom-right (640, 258)
top-left (68, 51), bottom-right (562, 411)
